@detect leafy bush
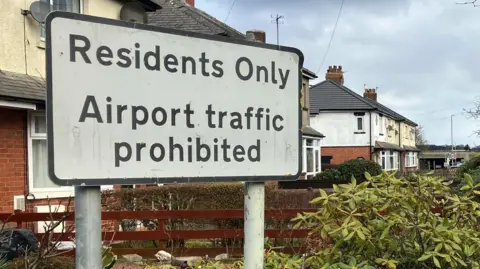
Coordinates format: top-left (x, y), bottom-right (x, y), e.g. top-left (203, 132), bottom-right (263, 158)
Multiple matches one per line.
top-left (316, 159), bottom-right (382, 181)
top-left (294, 171), bottom-right (480, 268)
top-left (337, 159), bottom-right (382, 181)
top-left (315, 168), bottom-right (343, 181)
top-left (456, 154), bottom-right (480, 178)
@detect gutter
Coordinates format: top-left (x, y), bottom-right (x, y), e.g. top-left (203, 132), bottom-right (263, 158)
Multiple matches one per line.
top-left (369, 111), bottom-right (372, 160)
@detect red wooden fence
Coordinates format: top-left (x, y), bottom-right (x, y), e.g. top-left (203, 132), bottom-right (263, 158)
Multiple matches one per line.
top-left (0, 209), bottom-right (316, 257)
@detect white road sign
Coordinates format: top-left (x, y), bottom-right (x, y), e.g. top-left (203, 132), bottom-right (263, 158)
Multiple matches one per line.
top-left (46, 12), bottom-right (303, 185)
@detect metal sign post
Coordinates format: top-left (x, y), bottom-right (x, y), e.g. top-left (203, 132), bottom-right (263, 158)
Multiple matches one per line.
top-left (244, 182), bottom-right (265, 268)
top-left (46, 11), bottom-right (303, 269)
top-left (74, 186), bottom-right (102, 269)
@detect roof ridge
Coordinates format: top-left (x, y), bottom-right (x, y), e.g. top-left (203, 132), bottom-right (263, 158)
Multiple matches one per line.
top-left (327, 80), bottom-right (376, 109)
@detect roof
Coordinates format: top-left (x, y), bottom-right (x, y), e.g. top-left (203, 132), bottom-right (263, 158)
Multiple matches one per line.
top-left (0, 70), bottom-right (45, 102)
top-left (135, 0), bottom-right (161, 11)
top-left (375, 141), bottom-right (404, 151)
top-left (310, 80), bottom-right (417, 126)
top-left (302, 68), bottom-right (317, 79)
top-left (302, 126), bottom-right (325, 138)
top-left (403, 145), bottom-right (421, 152)
top-left (148, 0), bottom-right (246, 39)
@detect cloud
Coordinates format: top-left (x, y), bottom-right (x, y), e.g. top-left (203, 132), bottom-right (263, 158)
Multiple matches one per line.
top-left (196, 0), bottom-right (480, 146)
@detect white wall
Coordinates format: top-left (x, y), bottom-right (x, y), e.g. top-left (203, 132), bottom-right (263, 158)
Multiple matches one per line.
top-left (310, 111), bottom-right (372, 147)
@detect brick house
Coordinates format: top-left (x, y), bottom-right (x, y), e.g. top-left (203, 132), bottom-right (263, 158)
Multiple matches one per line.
top-left (309, 66), bottom-right (419, 172)
top-left (0, 0), bottom-right (322, 213)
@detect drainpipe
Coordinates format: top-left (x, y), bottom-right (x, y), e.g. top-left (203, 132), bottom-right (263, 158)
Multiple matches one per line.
top-left (369, 111), bottom-right (372, 160)
top-left (398, 121), bottom-right (402, 171)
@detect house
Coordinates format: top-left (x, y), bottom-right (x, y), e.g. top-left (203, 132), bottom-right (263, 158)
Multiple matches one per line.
top-left (309, 65), bottom-right (419, 172)
top-left (0, 0), bottom-right (320, 213)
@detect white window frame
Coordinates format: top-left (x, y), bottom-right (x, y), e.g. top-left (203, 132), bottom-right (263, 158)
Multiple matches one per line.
top-left (40, 0), bottom-right (84, 41)
top-left (356, 116), bottom-right (364, 132)
top-left (405, 152), bottom-right (418, 168)
top-left (379, 150), bottom-right (399, 171)
top-left (28, 111), bottom-right (112, 199)
top-left (302, 137), bottom-right (322, 176)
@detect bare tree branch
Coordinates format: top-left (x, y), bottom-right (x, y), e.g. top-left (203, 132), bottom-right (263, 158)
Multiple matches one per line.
top-left (465, 97), bottom-right (480, 137)
top-left (455, 0), bottom-right (480, 6)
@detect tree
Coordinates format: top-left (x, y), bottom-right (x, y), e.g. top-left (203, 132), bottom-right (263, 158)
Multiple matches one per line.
top-left (465, 144), bottom-right (471, 151)
top-left (465, 97), bottom-right (480, 137)
top-left (415, 125), bottom-right (428, 148)
top-left (456, 0), bottom-right (480, 7)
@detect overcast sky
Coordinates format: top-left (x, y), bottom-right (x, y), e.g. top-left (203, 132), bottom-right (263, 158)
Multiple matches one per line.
top-left (196, 0), bottom-right (480, 147)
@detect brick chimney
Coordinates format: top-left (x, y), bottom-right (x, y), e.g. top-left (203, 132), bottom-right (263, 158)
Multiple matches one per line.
top-left (185, 0), bottom-right (194, 6)
top-left (246, 30), bottom-right (266, 43)
top-left (325, 65), bottom-right (344, 85)
top-left (364, 88), bottom-right (377, 101)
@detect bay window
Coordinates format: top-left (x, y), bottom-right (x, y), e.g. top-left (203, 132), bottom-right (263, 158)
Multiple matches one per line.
top-left (303, 138), bottom-right (321, 176)
top-left (379, 150), bottom-right (399, 171)
top-left (406, 152), bottom-right (417, 167)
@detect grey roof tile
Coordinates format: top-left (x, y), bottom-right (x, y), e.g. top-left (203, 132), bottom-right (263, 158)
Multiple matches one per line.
top-left (302, 125), bottom-right (324, 138)
top-left (0, 70), bottom-right (45, 102)
top-left (148, 0), bottom-right (246, 39)
top-left (309, 80), bottom-right (417, 126)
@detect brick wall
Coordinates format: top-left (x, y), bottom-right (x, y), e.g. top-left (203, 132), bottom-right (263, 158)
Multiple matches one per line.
top-left (322, 146), bottom-right (372, 165)
top-left (0, 108), bottom-right (27, 213)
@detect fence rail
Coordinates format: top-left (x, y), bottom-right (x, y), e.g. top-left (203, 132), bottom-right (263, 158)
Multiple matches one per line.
top-left (0, 209), bottom-right (315, 257)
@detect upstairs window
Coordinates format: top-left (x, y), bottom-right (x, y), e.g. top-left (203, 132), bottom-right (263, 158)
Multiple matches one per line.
top-left (40, 0), bottom-right (82, 40)
top-left (356, 116), bottom-right (364, 132)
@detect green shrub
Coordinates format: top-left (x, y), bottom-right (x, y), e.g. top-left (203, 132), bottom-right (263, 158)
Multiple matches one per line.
top-left (314, 168), bottom-right (343, 181)
top-left (456, 154), bottom-right (480, 178)
top-left (337, 159), bottom-right (382, 181)
top-left (293, 172), bottom-right (480, 268)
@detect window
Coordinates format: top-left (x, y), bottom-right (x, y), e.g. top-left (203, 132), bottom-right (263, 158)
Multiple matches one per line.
top-left (404, 126), bottom-right (408, 139)
top-left (356, 117), bottom-right (364, 132)
top-left (40, 0), bottom-right (82, 40)
top-left (406, 152), bottom-right (417, 167)
top-left (28, 112), bottom-right (112, 198)
top-left (303, 138), bottom-right (321, 176)
top-left (379, 150), bottom-right (399, 171)
top-left (409, 128), bottom-right (414, 140)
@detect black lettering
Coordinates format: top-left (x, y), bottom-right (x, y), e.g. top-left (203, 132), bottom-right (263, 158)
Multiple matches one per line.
top-left (218, 111), bottom-right (227, 128)
top-left (245, 107), bottom-right (254, 129)
top-left (117, 48), bottom-right (132, 68)
top-left (212, 60), bottom-right (224, 78)
top-left (96, 46), bottom-right (113, 66)
top-left (114, 142), bottom-right (131, 167)
top-left (164, 54), bottom-right (178, 73)
top-left (150, 143), bottom-right (165, 162)
top-left (152, 107), bottom-right (167, 126)
top-left (213, 138), bottom-right (219, 161)
top-left (169, 137), bottom-right (184, 161)
top-left (106, 97), bottom-right (112, 123)
top-left (187, 137), bottom-right (193, 162)
top-left (132, 105), bottom-right (148, 130)
top-left (182, 56), bottom-right (196, 74)
top-left (256, 66), bottom-right (268, 83)
top-left (235, 57), bottom-right (253, 81)
top-left (144, 45), bottom-right (161, 71)
top-left (233, 145), bottom-right (245, 162)
top-left (171, 108), bottom-right (180, 126)
top-left (184, 104), bottom-right (195, 128)
top-left (117, 105), bottom-right (127, 124)
top-left (265, 108), bottom-right (270, 130)
top-left (230, 112), bottom-right (243, 129)
top-left (271, 61), bottom-right (277, 84)
top-left (279, 69), bottom-right (290, 90)
top-left (136, 143), bottom-right (146, 161)
top-left (248, 140), bottom-right (261, 162)
top-left (273, 115), bottom-right (284, 131)
top-left (206, 104), bottom-right (216, 128)
top-left (69, 34), bottom-right (91, 63)
top-left (199, 52), bottom-right (210, 76)
top-left (221, 139), bottom-right (231, 162)
top-left (134, 43), bottom-right (141, 69)
top-left (196, 138), bottom-right (211, 162)
top-left (79, 95), bottom-right (103, 123)
top-left (255, 108), bottom-right (264, 130)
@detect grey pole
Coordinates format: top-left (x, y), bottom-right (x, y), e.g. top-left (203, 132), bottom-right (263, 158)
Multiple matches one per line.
top-left (244, 182), bottom-right (265, 269)
top-left (75, 186), bottom-right (102, 269)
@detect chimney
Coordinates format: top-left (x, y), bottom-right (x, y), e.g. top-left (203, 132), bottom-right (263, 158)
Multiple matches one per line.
top-left (363, 88), bottom-right (377, 102)
top-left (325, 65), bottom-right (344, 85)
top-left (246, 30), bottom-right (266, 43)
top-left (185, 0), bottom-right (195, 6)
